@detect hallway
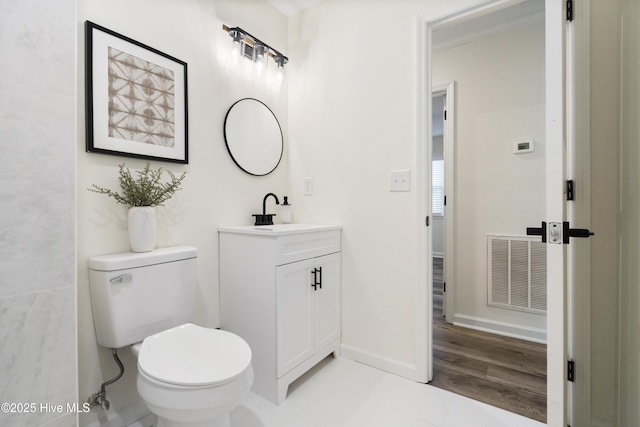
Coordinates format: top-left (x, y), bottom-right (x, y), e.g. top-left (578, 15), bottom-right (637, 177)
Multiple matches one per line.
top-left (430, 258), bottom-right (547, 423)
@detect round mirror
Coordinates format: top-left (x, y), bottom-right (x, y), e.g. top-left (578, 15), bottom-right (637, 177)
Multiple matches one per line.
top-left (224, 98), bottom-right (283, 176)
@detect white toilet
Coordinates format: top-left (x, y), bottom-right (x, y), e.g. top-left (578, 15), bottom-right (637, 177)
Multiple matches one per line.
top-left (88, 246), bottom-right (253, 427)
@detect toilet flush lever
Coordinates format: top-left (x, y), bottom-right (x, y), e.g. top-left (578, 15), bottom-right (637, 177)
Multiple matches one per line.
top-left (109, 274), bottom-right (132, 284)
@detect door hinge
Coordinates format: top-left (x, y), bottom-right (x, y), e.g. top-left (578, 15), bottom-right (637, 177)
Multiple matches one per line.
top-left (426, 216), bottom-right (430, 227)
top-left (444, 109), bottom-right (447, 120)
top-left (568, 360), bottom-right (575, 382)
top-left (443, 282), bottom-right (446, 292)
top-left (567, 0), bottom-right (574, 21)
top-left (567, 180), bottom-right (574, 201)
top-left (444, 195), bottom-right (447, 206)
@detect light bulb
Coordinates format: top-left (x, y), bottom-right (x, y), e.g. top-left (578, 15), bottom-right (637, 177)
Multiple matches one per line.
top-left (227, 29), bottom-right (245, 66)
top-left (272, 54), bottom-right (287, 86)
top-left (254, 44), bottom-right (267, 75)
top-left (275, 65), bottom-right (284, 85)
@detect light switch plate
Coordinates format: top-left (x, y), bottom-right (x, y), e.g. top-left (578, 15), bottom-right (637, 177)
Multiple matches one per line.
top-left (303, 177), bottom-right (313, 196)
top-left (389, 170), bottom-right (411, 192)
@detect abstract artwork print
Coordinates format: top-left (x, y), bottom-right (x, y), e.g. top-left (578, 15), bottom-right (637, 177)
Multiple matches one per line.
top-left (108, 47), bottom-right (175, 147)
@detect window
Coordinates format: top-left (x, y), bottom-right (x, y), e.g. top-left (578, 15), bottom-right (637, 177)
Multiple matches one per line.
top-left (432, 159), bottom-right (444, 216)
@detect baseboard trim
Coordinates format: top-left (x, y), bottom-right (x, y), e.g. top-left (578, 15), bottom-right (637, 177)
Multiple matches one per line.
top-left (341, 344), bottom-right (417, 381)
top-left (452, 313), bottom-right (547, 344)
top-left (85, 400), bottom-right (151, 427)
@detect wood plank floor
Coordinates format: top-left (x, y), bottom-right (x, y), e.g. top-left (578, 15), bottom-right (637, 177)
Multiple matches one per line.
top-left (430, 258), bottom-right (547, 423)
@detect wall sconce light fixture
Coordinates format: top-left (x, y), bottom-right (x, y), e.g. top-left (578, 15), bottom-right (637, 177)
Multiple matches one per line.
top-left (223, 25), bottom-right (288, 84)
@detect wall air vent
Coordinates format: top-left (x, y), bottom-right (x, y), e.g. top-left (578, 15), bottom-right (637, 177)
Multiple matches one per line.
top-left (487, 235), bottom-right (546, 314)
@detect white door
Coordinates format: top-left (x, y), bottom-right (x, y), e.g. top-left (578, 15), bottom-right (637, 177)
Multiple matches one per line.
top-left (544, 0), bottom-right (568, 424)
top-left (419, 1), bottom-right (572, 425)
top-left (432, 83), bottom-right (455, 322)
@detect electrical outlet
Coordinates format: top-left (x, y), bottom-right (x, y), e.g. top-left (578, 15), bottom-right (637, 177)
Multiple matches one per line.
top-left (389, 170), bottom-right (411, 192)
top-left (303, 177), bottom-right (313, 196)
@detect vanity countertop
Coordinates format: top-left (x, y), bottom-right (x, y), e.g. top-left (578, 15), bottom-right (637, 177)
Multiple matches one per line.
top-left (218, 224), bottom-right (341, 236)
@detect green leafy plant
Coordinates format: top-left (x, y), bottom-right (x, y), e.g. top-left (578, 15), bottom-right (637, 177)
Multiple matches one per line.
top-left (89, 163), bottom-right (187, 207)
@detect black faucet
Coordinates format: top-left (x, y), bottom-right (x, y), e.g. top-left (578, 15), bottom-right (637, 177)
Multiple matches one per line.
top-left (253, 193), bottom-right (280, 226)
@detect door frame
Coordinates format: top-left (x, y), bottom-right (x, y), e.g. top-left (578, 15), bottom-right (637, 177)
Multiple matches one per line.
top-left (415, 0), bottom-right (589, 424)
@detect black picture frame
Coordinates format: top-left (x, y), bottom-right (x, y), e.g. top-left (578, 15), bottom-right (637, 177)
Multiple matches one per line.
top-left (85, 21), bottom-right (188, 164)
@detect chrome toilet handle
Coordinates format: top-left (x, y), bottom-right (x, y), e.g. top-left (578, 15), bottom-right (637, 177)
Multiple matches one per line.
top-left (109, 274), bottom-right (132, 284)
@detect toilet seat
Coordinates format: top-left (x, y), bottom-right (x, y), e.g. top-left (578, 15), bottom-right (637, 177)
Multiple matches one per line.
top-left (137, 323), bottom-right (252, 387)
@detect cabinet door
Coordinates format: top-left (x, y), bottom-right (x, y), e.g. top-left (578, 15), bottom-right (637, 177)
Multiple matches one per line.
top-left (314, 253), bottom-right (341, 350)
top-left (276, 258), bottom-right (315, 378)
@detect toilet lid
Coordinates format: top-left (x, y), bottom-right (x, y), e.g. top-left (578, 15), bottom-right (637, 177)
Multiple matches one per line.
top-left (138, 323), bottom-right (252, 387)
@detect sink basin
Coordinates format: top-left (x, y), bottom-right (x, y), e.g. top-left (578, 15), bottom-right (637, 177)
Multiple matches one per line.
top-left (219, 224), bottom-right (340, 236)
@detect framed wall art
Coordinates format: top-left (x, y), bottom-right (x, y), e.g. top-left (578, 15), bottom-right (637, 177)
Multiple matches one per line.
top-left (85, 21), bottom-right (188, 163)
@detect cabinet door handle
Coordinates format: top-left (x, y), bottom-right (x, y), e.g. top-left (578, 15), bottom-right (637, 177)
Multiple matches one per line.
top-left (310, 267), bottom-right (322, 291)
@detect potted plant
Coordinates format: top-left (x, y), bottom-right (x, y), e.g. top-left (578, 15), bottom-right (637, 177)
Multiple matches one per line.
top-left (89, 162), bottom-right (187, 252)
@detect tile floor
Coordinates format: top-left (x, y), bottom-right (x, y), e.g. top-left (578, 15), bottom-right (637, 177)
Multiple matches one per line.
top-left (138, 355), bottom-right (546, 427)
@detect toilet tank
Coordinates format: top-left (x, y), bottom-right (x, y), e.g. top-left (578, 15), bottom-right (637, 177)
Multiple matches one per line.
top-left (88, 246), bottom-right (197, 349)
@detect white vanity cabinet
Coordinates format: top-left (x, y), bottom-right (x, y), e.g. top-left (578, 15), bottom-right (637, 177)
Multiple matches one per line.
top-left (219, 225), bottom-right (341, 404)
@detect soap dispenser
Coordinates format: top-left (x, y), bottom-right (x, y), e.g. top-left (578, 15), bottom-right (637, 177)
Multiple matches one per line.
top-left (280, 196), bottom-right (292, 224)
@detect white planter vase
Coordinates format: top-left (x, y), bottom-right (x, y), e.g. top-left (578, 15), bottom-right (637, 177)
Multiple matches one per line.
top-left (128, 207), bottom-right (156, 252)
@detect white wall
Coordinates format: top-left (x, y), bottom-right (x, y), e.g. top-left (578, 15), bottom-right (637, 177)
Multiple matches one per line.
top-left (287, 0), bottom-right (486, 375)
top-left (76, 0), bottom-right (289, 423)
top-left (619, 0), bottom-right (640, 424)
top-left (0, 1), bottom-right (78, 426)
top-left (432, 22), bottom-right (547, 337)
